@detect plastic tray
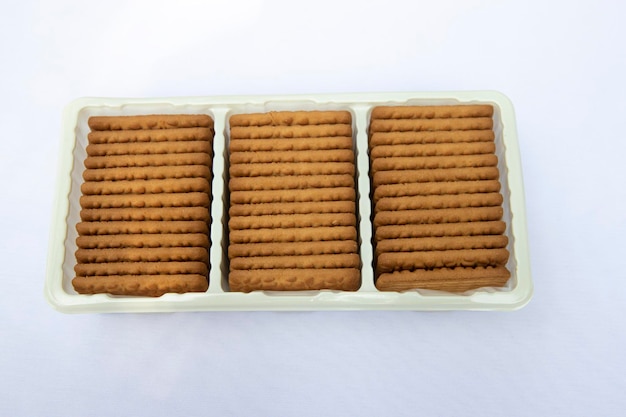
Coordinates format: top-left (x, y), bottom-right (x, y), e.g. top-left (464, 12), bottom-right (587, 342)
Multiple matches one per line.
top-left (45, 91), bottom-right (532, 313)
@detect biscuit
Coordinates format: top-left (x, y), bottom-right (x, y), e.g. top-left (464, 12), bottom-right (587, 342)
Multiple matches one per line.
top-left (230, 162), bottom-right (355, 177)
top-left (82, 165), bottom-right (212, 182)
top-left (229, 174), bottom-right (354, 191)
top-left (371, 154), bottom-right (498, 172)
top-left (228, 241), bottom-right (358, 258)
top-left (76, 247), bottom-right (209, 263)
top-left (86, 140), bottom-right (212, 157)
top-left (373, 180), bottom-right (501, 202)
top-left (230, 124), bottom-right (352, 139)
top-left (372, 167), bottom-right (500, 186)
top-left (229, 213), bottom-right (356, 230)
top-left (373, 207), bottom-right (503, 227)
top-left (375, 235), bottom-right (508, 257)
top-left (376, 266), bottom-right (510, 292)
top-left (229, 136), bottom-right (353, 152)
top-left (376, 248), bottom-right (510, 272)
top-left (76, 220), bottom-right (209, 235)
top-left (369, 117), bottom-right (493, 134)
top-left (88, 127), bottom-right (214, 144)
top-left (230, 110), bottom-right (352, 127)
top-left (374, 193), bottom-right (503, 212)
top-left (80, 207), bottom-right (210, 222)
top-left (72, 274), bottom-right (208, 297)
top-left (74, 261), bottom-right (208, 277)
top-left (84, 152), bottom-right (212, 169)
top-left (81, 178), bottom-right (211, 195)
top-left (88, 114), bottom-right (214, 131)
top-left (230, 149), bottom-right (354, 164)
top-left (370, 105), bottom-right (493, 120)
top-left (79, 192), bottom-right (210, 209)
top-left (76, 233), bottom-right (209, 249)
top-left (230, 187), bottom-right (355, 205)
top-left (229, 226), bottom-right (357, 244)
top-left (369, 142), bottom-right (495, 159)
top-left (230, 253), bottom-right (360, 270)
top-left (229, 201), bottom-right (355, 217)
top-left (369, 130), bottom-right (495, 147)
top-left (229, 268), bottom-right (360, 292)
top-left (375, 221), bottom-right (506, 240)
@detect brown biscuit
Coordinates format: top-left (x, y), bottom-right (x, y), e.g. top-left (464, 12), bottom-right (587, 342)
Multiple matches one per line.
top-left (229, 213), bottom-right (356, 230)
top-left (228, 240), bottom-right (358, 258)
top-left (82, 165), bottom-right (212, 182)
top-left (76, 220), bottom-right (209, 235)
top-left (229, 136), bottom-right (353, 152)
top-left (76, 247), bottom-right (209, 263)
top-left (369, 142), bottom-right (495, 159)
top-left (88, 127), bottom-right (214, 144)
top-left (81, 178), bottom-right (210, 195)
top-left (373, 167), bottom-right (500, 186)
top-left (230, 149), bottom-right (354, 164)
top-left (229, 268), bottom-right (360, 292)
top-left (375, 221), bottom-right (507, 240)
top-left (230, 226), bottom-right (357, 244)
top-left (79, 192), bottom-right (210, 209)
top-left (88, 114), bottom-right (214, 131)
top-left (229, 201), bottom-right (355, 217)
top-left (230, 187), bottom-right (355, 205)
top-left (230, 124), bottom-right (352, 139)
top-left (230, 253), bottom-right (360, 270)
top-left (72, 274), bottom-right (208, 297)
top-left (86, 140), bottom-right (212, 157)
top-left (76, 233), bottom-right (209, 249)
top-left (375, 193), bottom-right (503, 212)
top-left (80, 207), bottom-right (210, 222)
top-left (370, 105), bottom-right (493, 120)
top-left (371, 154), bottom-right (498, 173)
top-left (373, 206), bottom-right (503, 227)
top-left (369, 130), bottom-right (495, 147)
top-left (230, 162), bottom-right (354, 177)
top-left (373, 180), bottom-right (501, 202)
top-left (84, 152), bottom-right (212, 169)
top-left (74, 261), bottom-right (208, 277)
top-left (376, 248), bottom-right (509, 272)
top-left (229, 174), bottom-right (354, 191)
top-left (375, 266), bottom-right (510, 292)
top-left (230, 110), bottom-right (352, 127)
top-left (375, 235), bottom-right (508, 257)
top-left (369, 117), bottom-right (493, 134)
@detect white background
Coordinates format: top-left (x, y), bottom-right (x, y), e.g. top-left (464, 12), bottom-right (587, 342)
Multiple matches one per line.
top-left (1, 0), bottom-right (625, 416)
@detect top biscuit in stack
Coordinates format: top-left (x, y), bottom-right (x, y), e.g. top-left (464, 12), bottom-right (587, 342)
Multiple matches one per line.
top-left (369, 105), bottom-right (511, 293)
top-left (72, 114), bottom-right (214, 297)
top-left (228, 110), bottom-right (360, 292)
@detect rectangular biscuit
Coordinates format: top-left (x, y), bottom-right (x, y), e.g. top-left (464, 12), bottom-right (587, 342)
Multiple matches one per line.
top-left (371, 154), bottom-right (498, 173)
top-left (229, 268), bottom-right (360, 292)
top-left (229, 226), bottom-right (357, 244)
top-left (376, 248), bottom-right (510, 272)
top-left (74, 261), bottom-right (208, 277)
top-left (88, 114), bottom-right (214, 131)
top-left (81, 178), bottom-right (210, 195)
top-left (228, 201), bottom-right (355, 217)
top-left (229, 174), bottom-right (354, 191)
top-left (88, 127), bottom-right (214, 144)
top-left (374, 193), bottom-right (503, 212)
top-left (372, 167), bottom-right (500, 186)
top-left (369, 130), bottom-right (495, 147)
top-left (76, 233), bottom-right (209, 249)
top-left (229, 213), bottom-right (356, 230)
top-left (373, 180), bottom-right (501, 202)
top-left (229, 149), bottom-right (354, 164)
top-left (229, 136), bottom-right (353, 152)
top-left (230, 253), bottom-right (360, 270)
top-left (76, 220), bottom-right (209, 235)
top-left (375, 221), bottom-right (507, 240)
top-left (373, 207), bottom-right (503, 227)
top-left (79, 192), bottom-right (210, 209)
top-left (369, 142), bottom-right (495, 159)
top-left (72, 274), bottom-right (208, 297)
top-left (230, 162), bottom-right (355, 177)
top-left (369, 117), bottom-right (493, 134)
top-left (230, 187), bottom-right (355, 205)
top-left (375, 235), bottom-right (508, 257)
top-left (86, 140), bottom-right (212, 157)
top-left (84, 152), bottom-right (212, 169)
top-left (82, 165), bottom-right (212, 182)
top-left (76, 247), bottom-right (209, 263)
top-left (370, 105), bottom-right (494, 120)
top-left (79, 207), bottom-right (210, 222)
top-left (228, 241), bottom-right (358, 258)
top-left (230, 110), bottom-right (352, 127)
top-left (230, 124), bottom-right (352, 139)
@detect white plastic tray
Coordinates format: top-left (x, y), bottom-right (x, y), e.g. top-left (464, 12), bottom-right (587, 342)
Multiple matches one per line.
top-left (45, 91), bottom-right (532, 313)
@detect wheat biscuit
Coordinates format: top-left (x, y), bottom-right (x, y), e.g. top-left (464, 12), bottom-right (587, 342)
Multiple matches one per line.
top-left (376, 266), bottom-right (510, 292)
top-left (229, 201), bottom-right (355, 217)
top-left (229, 136), bottom-right (353, 152)
top-left (229, 174), bottom-right (354, 191)
top-left (72, 274), bottom-right (208, 296)
top-left (84, 152), bottom-right (211, 169)
top-left (88, 114), bottom-right (214, 131)
top-left (229, 213), bottom-right (356, 230)
top-left (369, 130), bottom-right (495, 147)
top-left (230, 162), bottom-right (354, 177)
top-left (76, 220), bottom-right (209, 236)
top-left (86, 140), bottom-right (212, 157)
top-left (369, 117), bottom-right (493, 134)
top-left (76, 247), bottom-right (209, 263)
top-left (375, 235), bottom-right (508, 257)
top-left (82, 165), bottom-right (212, 182)
top-left (230, 110), bottom-right (352, 127)
top-left (375, 221), bottom-right (506, 240)
top-left (81, 177), bottom-right (210, 195)
top-left (375, 193), bottom-right (503, 212)
top-left (371, 105), bottom-right (493, 120)
top-left (230, 124), bottom-right (352, 139)
top-left (371, 154), bottom-right (498, 173)
top-left (372, 167), bottom-right (500, 186)
top-left (230, 226), bottom-right (357, 244)
top-left (75, 261), bottom-right (208, 277)
top-left (376, 248), bottom-right (510, 272)
top-left (230, 187), bottom-right (355, 205)
top-left (370, 142), bottom-right (495, 159)
top-left (228, 240), bottom-right (358, 258)
top-left (373, 206), bottom-right (503, 227)
top-left (230, 149), bottom-right (354, 164)
top-left (79, 192), bottom-right (210, 209)
top-left (88, 127), bottom-right (214, 144)
top-left (229, 268), bottom-right (360, 292)
top-left (80, 207), bottom-right (210, 222)
top-left (230, 253), bottom-right (360, 270)
top-left (373, 180), bottom-right (501, 202)
top-left (76, 233), bottom-right (209, 249)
